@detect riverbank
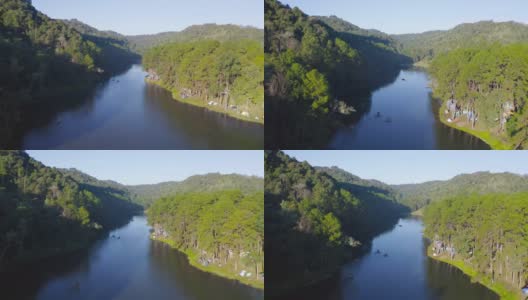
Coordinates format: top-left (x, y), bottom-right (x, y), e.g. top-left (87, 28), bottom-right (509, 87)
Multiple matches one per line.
top-left (436, 102), bottom-right (512, 150)
top-left (426, 247), bottom-right (520, 300)
top-left (145, 79), bottom-right (264, 125)
top-left (151, 236), bottom-right (264, 290)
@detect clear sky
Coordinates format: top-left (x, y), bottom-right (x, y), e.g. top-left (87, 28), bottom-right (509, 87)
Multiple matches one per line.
top-left (33, 0), bottom-right (263, 35)
top-left (285, 151), bottom-right (528, 185)
top-left (281, 0), bottom-right (528, 34)
top-left (27, 151), bottom-right (263, 185)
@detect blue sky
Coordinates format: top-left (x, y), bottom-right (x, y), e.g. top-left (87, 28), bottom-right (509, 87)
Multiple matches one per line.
top-left (27, 151), bottom-right (263, 185)
top-left (33, 0), bottom-right (263, 35)
top-left (281, 0), bottom-right (528, 34)
top-left (285, 151), bottom-right (528, 184)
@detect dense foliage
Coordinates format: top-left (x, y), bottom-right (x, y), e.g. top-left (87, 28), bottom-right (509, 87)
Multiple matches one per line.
top-left (143, 39), bottom-right (264, 121)
top-left (264, 0), bottom-right (410, 148)
top-left (394, 21), bottom-right (528, 62)
top-left (394, 172), bottom-right (528, 211)
top-left (423, 193), bottom-right (528, 294)
top-left (0, 0), bottom-right (138, 147)
top-left (265, 151), bottom-right (407, 296)
top-left (128, 24), bottom-right (264, 54)
top-left (146, 190), bottom-right (264, 281)
top-left (429, 44), bottom-right (528, 148)
top-left (0, 151), bottom-right (141, 266)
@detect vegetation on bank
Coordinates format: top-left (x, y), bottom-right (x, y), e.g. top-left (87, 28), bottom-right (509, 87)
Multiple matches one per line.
top-left (143, 40), bottom-right (264, 123)
top-left (0, 0), bottom-right (139, 148)
top-left (265, 151), bottom-right (408, 296)
top-left (146, 190), bottom-right (264, 289)
top-left (429, 44), bottom-right (528, 149)
top-left (428, 248), bottom-right (519, 300)
top-left (423, 193), bottom-right (528, 299)
top-left (0, 151), bottom-right (141, 267)
top-left (264, 0), bottom-right (410, 148)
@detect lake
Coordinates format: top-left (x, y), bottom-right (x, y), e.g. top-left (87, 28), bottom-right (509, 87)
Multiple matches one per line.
top-left (0, 216), bottom-right (263, 300)
top-left (330, 69), bottom-right (490, 149)
top-left (21, 65), bottom-right (263, 149)
top-left (282, 217), bottom-right (498, 300)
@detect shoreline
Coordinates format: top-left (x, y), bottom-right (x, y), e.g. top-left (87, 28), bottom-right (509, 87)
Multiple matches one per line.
top-left (151, 236), bottom-right (264, 290)
top-left (437, 108), bottom-right (511, 150)
top-left (426, 247), bottom-right (520, 300)
top-left (145, 79), bottom-right (264, 125)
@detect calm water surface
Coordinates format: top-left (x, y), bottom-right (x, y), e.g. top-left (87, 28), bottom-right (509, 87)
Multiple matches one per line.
top-left (0, 216), bottom-right (263, 300)
top-left (22, 65), bottom-right (263, 149)
top-left (330, 70), bottom-right (490, 149)
top-left (286, 218), bottom-right (498, 300)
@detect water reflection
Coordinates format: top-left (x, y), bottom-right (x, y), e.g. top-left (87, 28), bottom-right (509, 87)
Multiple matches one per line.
top-left (330, 70), bottom-right (490, 149)
top-left (20, 65), bottom-right (263, 149)
top-left (0, 216), bottom-right (263, 300)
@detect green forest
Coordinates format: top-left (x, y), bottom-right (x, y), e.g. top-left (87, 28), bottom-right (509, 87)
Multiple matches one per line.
top-left (265, 0), bottom-right (528, 149)
top-left (0, 0), bottom-right (139, 147)
top-left (264, 0), bottom-right (410, 148)
top-left (423, 193), bottom-right (528, 299)
top-left (265, 151), bottom-right (408, 296)
top-left (146, 190), bottom-right (264, 288)
top-left (0, 151), bottom-right (141, 266)
top-left (143, 39), bottom-right (264, 122)
top-left (429, 44), bottom-right (528, 149)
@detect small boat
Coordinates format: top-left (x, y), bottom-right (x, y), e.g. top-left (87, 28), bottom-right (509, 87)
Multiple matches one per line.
top-left (375, 249), bottom-right (381, 254)
top-left (383, 253), bottom-right (389, 257)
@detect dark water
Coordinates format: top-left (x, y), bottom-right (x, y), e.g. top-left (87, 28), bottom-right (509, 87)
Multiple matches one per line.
top-left (21, 65), bottom-right (263, 149)
top-left (286, 218), bottom-right (498, 300)
top-left (0, 216), bottom-right (263, 300)
top-left (330, 69), bottom-right (490, 149)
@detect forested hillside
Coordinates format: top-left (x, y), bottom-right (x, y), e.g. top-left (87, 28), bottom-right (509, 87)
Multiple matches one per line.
top-left (128, 24), bottom-right (264, 53)
top-left (146, 190), bottom-right (264, 288)
top-left (393, 172), bottom-right (528, 210)
top-left (0, 0), bottom-right (138, 147)
top-left (143, 39), bottom-right (264, 122)
top-left (423, 193), bottom-right (528, 298)
top-left (127, 173), bottom-right (263, 207)
top-left (264, 0), bottom-right (410, 148)
top-left (429, 44), bottom-right (528, 149)
top-left (0, 151), bottom-right (141, 267)
top-left (394, 21), bottom-right (528, 62)
top-left (265, 151), bottom-right (408, 296)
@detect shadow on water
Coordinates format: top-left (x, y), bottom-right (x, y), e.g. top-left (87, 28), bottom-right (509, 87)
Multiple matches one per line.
top-left (9, 65), bottom-right (262, 149)
top-left (0, 216), bottom-right (263, 300)
top-left (274, 218), bottom-right (499, 300)
top-left (330, 69), bottom-right (490, 149)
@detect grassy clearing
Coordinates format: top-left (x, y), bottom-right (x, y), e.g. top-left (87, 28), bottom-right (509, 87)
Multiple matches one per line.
top-left (427, 248), bottom-right (521, 300)
top-left (437, 107), bottom-right (512, 150)
top-left (151, 236), bottom-right (264, 290)
top-left (145, 79), bottom-right (264, 125)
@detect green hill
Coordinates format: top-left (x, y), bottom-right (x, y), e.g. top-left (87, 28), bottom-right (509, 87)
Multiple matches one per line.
top-left (393, 171), bottom-right (528, 210)
top-left (127, 24), bottom-right (264, 53)
top-left (265, 151), bottom-right (408, 296)
top-left (393, 20), bottom-right (528, 62)
top-left (0, 151), bottom-right (141, 266)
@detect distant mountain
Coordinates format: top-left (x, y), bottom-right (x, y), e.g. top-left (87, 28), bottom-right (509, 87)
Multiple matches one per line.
top-left (393, 171), bottom-right (528, 210)
top-left (393, 21), bottom-right (528, 61)
top-left (127, 173), bottom-right (264, 207)
top-left (127, 24), bottom-right (264, 53)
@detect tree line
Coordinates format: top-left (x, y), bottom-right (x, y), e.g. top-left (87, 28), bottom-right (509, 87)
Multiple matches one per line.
top-left (146, 190), bottom-right (264, 282)
top-left (0, 151), bottom-right (141, 266)
top-left (430, 43), bottom-right (528, 148)
top-left (264, 0), bottom-right (410, 148)
top-left (142, 39), bottom-right (264, 122)
top-left (423, 193), bottom-right (528, 296)
top-left (265, 151), bottom-right (407, 296)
